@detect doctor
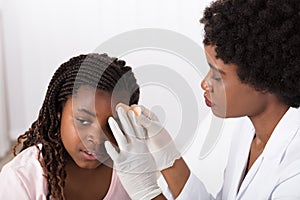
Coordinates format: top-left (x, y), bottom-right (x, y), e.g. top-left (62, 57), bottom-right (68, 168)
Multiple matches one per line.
top-left (104, 0), bottom-right (300, 199)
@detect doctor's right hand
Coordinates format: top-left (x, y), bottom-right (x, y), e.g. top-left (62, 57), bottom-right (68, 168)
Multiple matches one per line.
top-left (110, 103), bottom-right (189, 199)
top-left (104, 108), bottom-right (163, 200)
top-left (126, 104), bottom-right (181, 171)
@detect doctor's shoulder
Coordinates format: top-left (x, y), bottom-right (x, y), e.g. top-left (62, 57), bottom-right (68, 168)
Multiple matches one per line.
top-left (274, 108), bottom-right (300, 172)
top-left (280, 108), bottom-right (300, 164)
top-left (270, 108), bottom-right (300, 198)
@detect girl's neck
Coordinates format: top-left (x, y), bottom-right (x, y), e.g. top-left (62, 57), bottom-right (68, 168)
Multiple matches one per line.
top-left (66, 157), bottom-right (113, 174)
top-left (64, 159), bottom-right (113, 200)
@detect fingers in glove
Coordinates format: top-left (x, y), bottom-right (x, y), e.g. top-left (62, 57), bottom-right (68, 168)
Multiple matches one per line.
top-left (135, 112), bottom-right (151, 128)
top-left (108, 117), bottom-right (128, 150)
top-left (104, 141), bottom-right (119, 161)
top-left (132, 105), bottom-right (159, 121)
top-left (127, 109), bottom-right (147, 139)
top-left (134, 114), bottom-right (160, 138)
top-left (116, 106), bottom-right (135, 141)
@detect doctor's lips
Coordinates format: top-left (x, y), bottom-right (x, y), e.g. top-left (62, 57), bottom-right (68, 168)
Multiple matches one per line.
top-left (204, 94), bottom-right (214, 107)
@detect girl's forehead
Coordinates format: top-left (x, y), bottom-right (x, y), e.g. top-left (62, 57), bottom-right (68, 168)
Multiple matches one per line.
top-left (74, 85), bottom-right (109, 95)
top-left (68, 95), bottom-right (113, 121)
top-left (71, 85), bottom-right (131, 117)
top-left (72, 86), bottom-right (111, 104)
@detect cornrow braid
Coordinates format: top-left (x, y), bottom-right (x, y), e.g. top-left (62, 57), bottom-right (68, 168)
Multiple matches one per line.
top-left (13, 53), bottom-right (140, 200)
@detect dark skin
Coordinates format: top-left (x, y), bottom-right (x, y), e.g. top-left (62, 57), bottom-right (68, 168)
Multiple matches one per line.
top-left (151, 45), bottom-right (289, 199)
top-left (64, 159), bottom-right (113, 199)
top-left (202, 45), bottom-right (289, 176)
top-left (60, 85), bottom-right (121, 199)
top-left (151, 158), bottom-right (190, 200)
top-left (246, 98), bottom-right (288, 173)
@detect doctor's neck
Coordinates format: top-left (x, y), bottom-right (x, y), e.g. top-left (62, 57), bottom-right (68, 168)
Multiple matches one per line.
top-left (248, 97), bottom-right (289, 146)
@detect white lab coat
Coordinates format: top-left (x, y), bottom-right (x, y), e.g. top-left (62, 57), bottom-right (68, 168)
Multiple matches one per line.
top-left (177, 107), bottom-right (300, 200)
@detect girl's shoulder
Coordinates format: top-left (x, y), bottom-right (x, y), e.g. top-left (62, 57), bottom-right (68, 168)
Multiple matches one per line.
top-left (4, 145), bottom-right (42, 171)
top-left (0, 145), bottom-right (48, 199)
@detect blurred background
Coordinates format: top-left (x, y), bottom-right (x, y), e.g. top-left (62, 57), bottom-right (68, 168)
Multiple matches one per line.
top-left (0, 0), bottom-right (241, 196)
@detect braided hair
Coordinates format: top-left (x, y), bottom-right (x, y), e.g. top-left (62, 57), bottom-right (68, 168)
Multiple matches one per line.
top-left (13, 53), bottom-right (140, 200)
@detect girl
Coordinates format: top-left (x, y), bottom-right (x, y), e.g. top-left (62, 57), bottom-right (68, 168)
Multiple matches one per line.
top-left (0, 53), bottom-right (139, 199)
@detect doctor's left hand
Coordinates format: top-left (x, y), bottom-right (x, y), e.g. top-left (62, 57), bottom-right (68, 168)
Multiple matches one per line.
top-left (104, 106), bottom-right (162, 200)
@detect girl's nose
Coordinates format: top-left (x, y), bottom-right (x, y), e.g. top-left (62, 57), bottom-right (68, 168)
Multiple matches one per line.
top-left (82, 127), bottom-right (105, 146)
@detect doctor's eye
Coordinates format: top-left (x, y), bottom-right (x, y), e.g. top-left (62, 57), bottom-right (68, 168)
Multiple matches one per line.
top-left (211, 71), bottom-right (222, 82)
top-left (212, 76), bottom-right (222, 81)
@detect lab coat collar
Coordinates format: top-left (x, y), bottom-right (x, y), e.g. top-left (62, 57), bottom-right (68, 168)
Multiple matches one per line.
top-left (261, 107), bottom-right (300, 163)
top-left (237, 107), bottom-right (300, 199)
top-left (229, 118), bottom-right (255, 199)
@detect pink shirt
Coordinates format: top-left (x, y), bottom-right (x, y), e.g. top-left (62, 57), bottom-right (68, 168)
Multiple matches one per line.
top-left (0, 145), bottom-right (130, 199)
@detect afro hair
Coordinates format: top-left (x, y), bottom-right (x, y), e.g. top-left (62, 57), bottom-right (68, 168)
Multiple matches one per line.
top-left (200, 0), bottom-right (300, 108)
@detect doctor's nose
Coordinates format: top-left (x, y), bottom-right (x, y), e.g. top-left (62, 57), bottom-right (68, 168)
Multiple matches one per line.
top-left (201, 74), bottom-right (212, 92)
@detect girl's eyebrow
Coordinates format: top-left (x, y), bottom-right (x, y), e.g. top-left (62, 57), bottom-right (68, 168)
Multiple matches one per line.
top-left (208, 63), bottom-right (226, 75)
top-left (77, 108), bottom-right (96, 118)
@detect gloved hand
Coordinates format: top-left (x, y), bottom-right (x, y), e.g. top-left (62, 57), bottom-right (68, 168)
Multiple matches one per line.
top-left (119, 103), bottom-right (181, 171)
top-left (104, 106), bottom-right (162, 200)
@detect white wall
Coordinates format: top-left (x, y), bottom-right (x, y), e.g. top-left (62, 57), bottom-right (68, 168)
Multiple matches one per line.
top-left (0, 10), bottom-right (10, 158)
top-left (0, 0), bottom-right (239, 195)
top-left (2, 0), bottom-right (211, 139)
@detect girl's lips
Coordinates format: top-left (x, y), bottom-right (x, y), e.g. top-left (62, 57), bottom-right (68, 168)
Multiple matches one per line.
top-left (81, 150), bottom-right (98, 161)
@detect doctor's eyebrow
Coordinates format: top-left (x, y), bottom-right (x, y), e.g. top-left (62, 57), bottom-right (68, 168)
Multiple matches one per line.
top-left (208, 63), bottom-right (226, 75)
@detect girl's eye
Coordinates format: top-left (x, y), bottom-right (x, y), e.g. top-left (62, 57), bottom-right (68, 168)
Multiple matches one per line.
top-left (75, 118), bottom-right (91, 125)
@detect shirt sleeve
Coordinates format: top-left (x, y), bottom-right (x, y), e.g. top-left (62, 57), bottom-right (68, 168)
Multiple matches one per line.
top-left (0, 164), bottom-right (31, 199)
top-left (157, 175), bottom-right (175, 200)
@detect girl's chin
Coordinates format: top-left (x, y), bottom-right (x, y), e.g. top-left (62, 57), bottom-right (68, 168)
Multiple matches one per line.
top-left (77, 162), bottom-right (101, 170)
top-left (77, 159), bottom-right (113, 170)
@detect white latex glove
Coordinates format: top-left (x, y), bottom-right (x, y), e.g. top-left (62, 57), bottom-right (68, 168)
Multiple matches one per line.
top-left (126, 104), bottom-right (181, 171)
top-left (104, 106), bottom-right (162, 200)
